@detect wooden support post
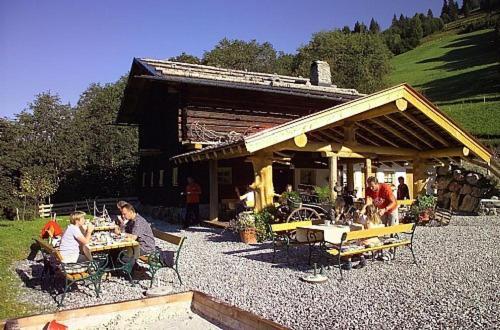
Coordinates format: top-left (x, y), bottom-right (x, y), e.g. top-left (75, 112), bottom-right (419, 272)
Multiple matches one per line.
top-left (327, 154), bottom-right (338, 202)
top-left (209, 159), bottom-right (218, 221)
top-left (250, 152), bottom-right (275, 212)
top-left (347, 160), bottom-right (354, 193)
top-left (413, 158), bottom-right (427, 197)
top-left (364, 158), bottom-right (372, 198)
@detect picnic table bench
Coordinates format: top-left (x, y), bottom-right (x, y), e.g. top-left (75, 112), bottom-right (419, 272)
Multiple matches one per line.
top-left (35, 238), bottom-right (107, 306)
top-left (138, 228), bottom-right (185, 287)
top-left (325, 223), bottom-right (417, 279)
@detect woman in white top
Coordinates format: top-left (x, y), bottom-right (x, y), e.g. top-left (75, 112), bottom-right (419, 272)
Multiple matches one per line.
top-left (59, 211), bottom-right (94, 263)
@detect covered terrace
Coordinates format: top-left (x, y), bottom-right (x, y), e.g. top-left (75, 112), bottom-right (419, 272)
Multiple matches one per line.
top-left (171, 83), bottom-right (493, 219)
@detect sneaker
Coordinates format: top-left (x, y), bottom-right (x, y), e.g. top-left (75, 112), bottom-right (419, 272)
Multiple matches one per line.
top-left (342, 260), bottom-right (353, 270)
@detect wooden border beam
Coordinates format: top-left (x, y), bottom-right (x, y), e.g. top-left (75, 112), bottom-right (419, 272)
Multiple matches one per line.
top-left (384, 115), bottom-right (435, 148)
top-left (356, 122), bottom-right (400, 148)
top-left (400, 110), bottom-right (450, 147)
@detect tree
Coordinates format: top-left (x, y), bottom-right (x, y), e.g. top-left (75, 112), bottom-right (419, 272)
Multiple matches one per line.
top-left (341, 25), bottom-right (351, 34)
top-left (427, 9), bottom-right (434, 18)
top-left (274, 52), bottom-right (296, 76)
top-left (353, 21), bottom-right (368, 33)
top-left (169, 52), bottom-right (201, 64)
top-left (441, 0), bottom-right (450, 22)
top-left (202, 38), bottom-right (277, 73)
top-left (462, 0), bottom-right (472, 16)
top-left (0, 118), bottom-right (22, 218)
top-left (294, 30), bottom-right (392, 93)
top-left (369, 18), bottom-right (381, 34)
top-left (448, 0), bottom-right (459, 21)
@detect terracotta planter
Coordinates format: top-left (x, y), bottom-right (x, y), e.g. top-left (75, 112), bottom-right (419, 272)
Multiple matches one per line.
top-left (418, 210), bottom-right (430, 223)
top-left (239, 228), bottom-right (257, 244)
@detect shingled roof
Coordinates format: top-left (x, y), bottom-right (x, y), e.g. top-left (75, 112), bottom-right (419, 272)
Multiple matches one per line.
top-left (135, 58), bottom-right (362, 99)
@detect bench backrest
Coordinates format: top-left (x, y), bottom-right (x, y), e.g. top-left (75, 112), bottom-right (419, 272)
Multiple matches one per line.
top-left (344, 223), bottom-right (415, 241)
top-left (152, 228), bottom-right (185, 246)
top-left (35, 238), bottom-right (64, 262)
top-left (270, 220), bottom-right (312, 232)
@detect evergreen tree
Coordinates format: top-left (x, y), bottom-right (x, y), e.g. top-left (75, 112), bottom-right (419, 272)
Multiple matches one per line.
top-left (369, 18), bottom-right (381, 34)
top-left (169, 52), bottom-right (201, 64)
top-left (448, 0), bottom-right (459, 20)
top-left (427, 9), bottom-right (434, 18)
top-left (353, 21), bottom-right (367, 33)
top-left (441, 0), bottom-right (450, 22)
top-left (341, 25), bottom-right (351, 34)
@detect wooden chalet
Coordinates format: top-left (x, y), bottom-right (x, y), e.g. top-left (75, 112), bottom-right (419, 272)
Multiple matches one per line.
top-left (118, 58), bottom-right (493, 220)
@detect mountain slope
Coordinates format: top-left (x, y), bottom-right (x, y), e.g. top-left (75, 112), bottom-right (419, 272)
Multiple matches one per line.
top-left (389, 28), bottom-right (500, 142)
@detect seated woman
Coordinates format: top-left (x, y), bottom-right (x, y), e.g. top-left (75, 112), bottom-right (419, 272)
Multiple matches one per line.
top-left (59, 211), bottom-right (94, 263)
top-left (235, 186), bottom-right (255, 214)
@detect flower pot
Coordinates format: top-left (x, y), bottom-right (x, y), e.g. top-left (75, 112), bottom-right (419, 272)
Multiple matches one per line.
top-left (239, 228), bottom-right (257, 244)
top-left (418, 210), bottom-right (430, 223)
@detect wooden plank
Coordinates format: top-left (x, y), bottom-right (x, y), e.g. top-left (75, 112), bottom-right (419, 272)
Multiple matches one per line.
top-left (209, 159), bottom-right (219, 221)
top-left (404, 86), bottom-right (491, 162)
top-left (152, 228), bottom-right (184, 245)
top-left (271, 220), bottom-right (312, 232)
top-left (345, 223), bottom-right (414, 240)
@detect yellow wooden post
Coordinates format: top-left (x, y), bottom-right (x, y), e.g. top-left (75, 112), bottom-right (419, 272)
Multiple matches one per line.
top-left (364, 158), bottom-right (372, 198)
top-left (346, 160), bottom-right (354, 193)
top-left (413, 158), bottom-right (427, 196)
top-left (328, 154), bottom-right (338, 201)
top-left (209, 159), bottom-right (218, 221)
top-left (250, 152), bottom-right (275, 212)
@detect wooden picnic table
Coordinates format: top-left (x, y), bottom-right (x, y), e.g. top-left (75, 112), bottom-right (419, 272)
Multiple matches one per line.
top-left (83, 235), bottom-right (140, 271)
top-left (296, 224), bottom-right (354, 245)
top-left (93, 224), bottom-right (117, 231)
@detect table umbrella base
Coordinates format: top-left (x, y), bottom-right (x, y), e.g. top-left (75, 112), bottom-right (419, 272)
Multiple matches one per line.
top-left (301, 274), bottom-right (328, 283)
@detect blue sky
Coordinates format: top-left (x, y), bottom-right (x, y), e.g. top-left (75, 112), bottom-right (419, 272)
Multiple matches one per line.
top-left (0, 0), bottom-right (443, 118)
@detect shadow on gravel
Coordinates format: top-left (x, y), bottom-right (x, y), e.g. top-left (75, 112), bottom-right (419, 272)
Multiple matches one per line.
top-left (205, 232), bottom-right (239, 243)
top-left (15, 264), bottom-right (44, 289)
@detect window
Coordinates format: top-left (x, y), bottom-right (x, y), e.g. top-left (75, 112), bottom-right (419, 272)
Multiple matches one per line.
top-left (159, 170), bottom-right (164, 187)
top-left (217, 167), bottom-right (232, 185)
top-left (150, 171), bottom-right (154, 187)
top-left (142, 172), bottom-right (146, 187)
top-left (384, 171), bottom-right (395, 185)
top-left (172, 167), bottom-right (178, 187)
top-left (299, 169), bottom-right (315, 185)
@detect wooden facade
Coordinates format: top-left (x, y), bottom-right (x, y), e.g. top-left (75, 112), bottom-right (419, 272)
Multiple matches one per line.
top-left (118, 58), bottom-right (493, 218)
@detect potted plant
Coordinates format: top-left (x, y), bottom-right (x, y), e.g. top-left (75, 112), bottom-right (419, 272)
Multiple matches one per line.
top-left (410, 195), bottom-right (437, 224)
top-left (230, 211), bottom-right (257, 244)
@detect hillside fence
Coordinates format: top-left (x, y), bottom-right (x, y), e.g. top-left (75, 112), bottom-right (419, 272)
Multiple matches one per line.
top-left (38, 197), bottom-right (139, 218)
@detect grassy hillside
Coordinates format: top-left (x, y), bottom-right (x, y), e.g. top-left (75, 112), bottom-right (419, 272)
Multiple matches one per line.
top-left (389, 28), bottom-right (500, 142)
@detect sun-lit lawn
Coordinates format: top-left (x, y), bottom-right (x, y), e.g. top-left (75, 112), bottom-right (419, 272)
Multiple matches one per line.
top-left (390, 29), bottom-right (500, 139)
top-left (0, 217), bottom-right (70, 320)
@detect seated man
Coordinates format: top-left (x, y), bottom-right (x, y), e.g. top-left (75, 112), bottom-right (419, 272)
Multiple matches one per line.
top-left (59, 211), bottom-right (94, 263)
top-left (121, 203), bottom-right (155, 256)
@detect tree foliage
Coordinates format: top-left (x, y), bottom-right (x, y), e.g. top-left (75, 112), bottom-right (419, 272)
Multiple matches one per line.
top-left (294, 30), bottom-right (392, 93)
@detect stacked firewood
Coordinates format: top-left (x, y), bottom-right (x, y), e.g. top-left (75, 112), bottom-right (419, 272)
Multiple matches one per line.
top-left (435, 164), bottom-right (497, 213)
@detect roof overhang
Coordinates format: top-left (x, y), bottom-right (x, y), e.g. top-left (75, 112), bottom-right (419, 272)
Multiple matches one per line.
top-left (171, 84), bottom-right (493, 165)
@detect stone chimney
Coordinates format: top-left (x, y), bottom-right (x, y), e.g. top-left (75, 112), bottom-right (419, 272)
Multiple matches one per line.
top-left (310, 60), bottom-right (332, 86)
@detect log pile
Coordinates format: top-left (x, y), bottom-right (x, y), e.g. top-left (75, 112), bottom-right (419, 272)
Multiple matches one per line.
top-left (435, 164), bottom-right (498, 213)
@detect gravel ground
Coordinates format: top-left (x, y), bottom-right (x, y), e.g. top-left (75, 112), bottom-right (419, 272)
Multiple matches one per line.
top-left (13, 215), bottom-right (500, 329)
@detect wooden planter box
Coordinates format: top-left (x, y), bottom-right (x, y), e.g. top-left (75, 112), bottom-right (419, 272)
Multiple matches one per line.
top-left (1, 291), bottom-right (286, 330)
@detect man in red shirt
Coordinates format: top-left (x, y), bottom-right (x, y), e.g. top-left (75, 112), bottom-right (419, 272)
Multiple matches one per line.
top-left (365, 176), bottom-right (398, 226)
top-left (184, 177), bottom-right (202, 228)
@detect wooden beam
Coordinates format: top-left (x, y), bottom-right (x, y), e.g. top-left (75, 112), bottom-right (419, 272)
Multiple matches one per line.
top-left (293, 133), bottom-right (308, 148)
top-left (319, 129), bottom-right (343, 143)
top-left (404, 88), bottom-right (491, 163)
top-left (412, 157), bottom-right (427, 196)
top-left (400, 111), bottom-right (450, 147)
top-left (327, 154), bottom-right (338, 201)
top-left (244, 86), bottom-right (405, 152)
top-left (355, 122), bottom-right (401, 148)
top-left (249, 151), bottom-right (275, 212)
top-left (384, 115), bottom-right (435, 148)
top-left (369, 118), bottom-right (422, 150)
top-left (209, 159), bottom-right (218, 221)
top-left (364, 158), bottom-right (372, 198)
top-left (343, 122), bottom-right (357, 144)
top-left (346, 160), bottom-right (354, 192)
top-left (418, 147), bottom-right (470, 159)
top-left (328, 100), bottom-right (407, 129)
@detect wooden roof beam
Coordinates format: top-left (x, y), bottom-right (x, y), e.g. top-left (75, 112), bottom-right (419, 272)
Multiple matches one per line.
top-left (369, 118), bottom-right (422, 150)
top-left (400, 110), bottom-right (450, 147)
top-left (328, 100), bottom-right (407, 129)
top-left (355, 122), bottom-right (400, 148)
top-left (384, 115), bottom-right (435, 148)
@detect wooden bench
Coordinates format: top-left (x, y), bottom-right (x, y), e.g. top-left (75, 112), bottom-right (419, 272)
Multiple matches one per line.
top-left (34, 238), bottom-right (106, 306)
top-left (138, 228), bottom-right (186, 287)
top-left (325, 223), bottom-right (417, 279)
top-left (269, 220), bottom-right (322, 264)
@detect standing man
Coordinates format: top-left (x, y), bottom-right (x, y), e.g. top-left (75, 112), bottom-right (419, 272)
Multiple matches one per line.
top-left (365, 176), bottom-right (398, 226)
top-left (185, 177), bottom-right (202, 228)
top-left (397, 176), bottom-right (410, 200)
